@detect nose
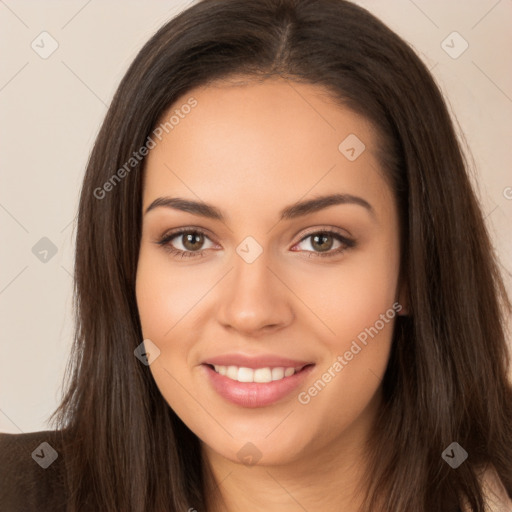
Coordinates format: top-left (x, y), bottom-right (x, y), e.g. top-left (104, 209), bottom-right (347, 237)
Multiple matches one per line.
top-left (216, 250), bottom-right (294, 335)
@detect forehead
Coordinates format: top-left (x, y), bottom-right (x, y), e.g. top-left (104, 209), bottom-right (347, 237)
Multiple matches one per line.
top-left (142, 77), bottom-right (391, 221)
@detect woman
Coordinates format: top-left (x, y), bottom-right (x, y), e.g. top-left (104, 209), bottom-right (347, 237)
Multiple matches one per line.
top-left (1, 0), bottom-right (511, 511)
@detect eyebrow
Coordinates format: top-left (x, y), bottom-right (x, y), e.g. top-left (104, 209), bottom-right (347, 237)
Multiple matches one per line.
top-left (144, 193), bottom-right (375, 221)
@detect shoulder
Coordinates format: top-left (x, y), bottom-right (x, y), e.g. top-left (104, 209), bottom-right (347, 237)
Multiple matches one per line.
top-left (461, 465), bottom-right (512, 512)
top-left (479, 466), bottom-right (512, 512)
top-left (0, 429), bottom-right (69, 512)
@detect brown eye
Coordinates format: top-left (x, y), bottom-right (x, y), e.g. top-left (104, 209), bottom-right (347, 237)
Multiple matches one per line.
top-left (181, 232), bottom-right (205, 251)
top-left (292, 230), bottom-right (356, 259)
top-left (310, 233), bottom-right (334, 252)
top-left (156, 229), bottom-right (216, 259)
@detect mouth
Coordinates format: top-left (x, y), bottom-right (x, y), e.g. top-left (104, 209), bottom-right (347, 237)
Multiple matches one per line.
top-left (201, 362), bottom-right (315, 408)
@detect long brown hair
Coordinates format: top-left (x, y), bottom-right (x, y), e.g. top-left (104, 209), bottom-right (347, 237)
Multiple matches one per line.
top-left (48, 0), bottom-right (512, 510)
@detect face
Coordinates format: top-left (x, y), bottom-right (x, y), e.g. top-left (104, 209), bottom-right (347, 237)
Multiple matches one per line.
top-left (135, 77), bottom-right (405, 468)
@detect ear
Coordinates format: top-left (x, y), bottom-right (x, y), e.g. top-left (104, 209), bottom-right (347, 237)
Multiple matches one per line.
top-left (396, 279), bottom-right (410, 316)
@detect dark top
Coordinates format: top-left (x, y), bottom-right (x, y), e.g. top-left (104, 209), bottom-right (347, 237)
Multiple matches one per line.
top-left (0, 430), bottom-right (69, 512)
top-left (2, 430), bottom-right (510, 511)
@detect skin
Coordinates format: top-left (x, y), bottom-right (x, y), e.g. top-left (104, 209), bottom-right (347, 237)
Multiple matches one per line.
top-left (135, 76), bottom-right (407, 512)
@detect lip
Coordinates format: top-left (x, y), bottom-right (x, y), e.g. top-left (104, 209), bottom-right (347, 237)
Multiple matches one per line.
top-left (202, 362), bottom-right (315, 408)
top-left (202, 353), bottom-right (313, 369)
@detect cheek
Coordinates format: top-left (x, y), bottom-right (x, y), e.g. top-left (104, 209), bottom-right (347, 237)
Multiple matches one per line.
top-left (135, 248), bottom-right (209, 340)
top-left (135, 249), bottom-right (212, 396)
top-left (295, 288), bottom-right (398, 443)
top-left (135, 253), bottom-right (200, 413)
top-left (292, 240), bottom-right (400, 354)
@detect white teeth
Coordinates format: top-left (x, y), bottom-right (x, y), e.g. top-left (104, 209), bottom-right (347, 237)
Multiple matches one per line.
top-left (284, 367), bottom-right (295, 377)
top-left (238, 367), bottom-right (253, 382)
top-left (254, 368), bottom-right (272, 383)
top-left (212, 364), bottom-right (300, 383)
top-left (271, 367), bottom-right (284, 381)
top-left (226, 366), bottom-right (238, 380)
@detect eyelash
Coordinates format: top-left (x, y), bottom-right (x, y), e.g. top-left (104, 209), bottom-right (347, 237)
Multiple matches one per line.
top-left (155, 227), bottom-right (356, 260)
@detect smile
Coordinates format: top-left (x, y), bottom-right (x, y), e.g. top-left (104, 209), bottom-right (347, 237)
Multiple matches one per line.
top-left (210, 364), bottom-right (306, 383)
top-left (202, 363), bottom-right (315, 408)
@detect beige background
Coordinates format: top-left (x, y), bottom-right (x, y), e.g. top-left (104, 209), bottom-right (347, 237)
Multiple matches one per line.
top-left (1, 0), bottom-right (511, 434)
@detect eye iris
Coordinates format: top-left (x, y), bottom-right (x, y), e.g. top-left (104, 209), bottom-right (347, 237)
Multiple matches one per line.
top-left (183, 232), bottom-right (204, 251)
top-left (311, 233), bottom-right (333, 252)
